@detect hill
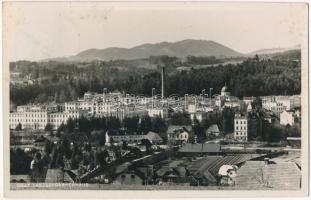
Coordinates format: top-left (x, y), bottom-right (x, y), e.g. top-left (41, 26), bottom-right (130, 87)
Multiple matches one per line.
top-left (250, 45), bottom-right (300, 55)
top-left (67, 39), bottom-right (243, 61)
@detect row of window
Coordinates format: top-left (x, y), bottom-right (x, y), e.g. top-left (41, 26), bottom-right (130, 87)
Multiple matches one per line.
top-left (236, 126), bottom-right (247, 130)
top-left (235, 120), bottom-right (247, 124)
top-left (235, 136), bottom-right (247, 140)
top-left (235, 132), bottom-right (247, 136)
top-left (168, 134), bottom-right (188, 139)
top-left (113, 135), bottom-right (145, 139)
top-left (10, 119), bottom-right (46, 123)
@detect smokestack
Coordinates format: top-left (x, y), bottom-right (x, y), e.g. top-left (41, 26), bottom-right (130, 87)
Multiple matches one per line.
top-left (161, 67), bottom-right (165, 99)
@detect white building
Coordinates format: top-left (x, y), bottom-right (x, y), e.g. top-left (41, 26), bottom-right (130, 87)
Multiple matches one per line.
top-left (190, 112), bottom-right (207, 123)
top-left (262, 101), bottom-right (286, 116)
top-left (224, 101), bottom-right (241, 109)
top-left (167, 125), bottom-right (191, 144)
top-left (280, 110), bottom-right (295, 126)
top-left (147, 108), bottom-right (168, 118)
top-left (243, 97), bottom-right (256, 105)
top-left (9, 106), bottom-right (87, 130)
top-left (234, 113), bottom-right (248, 141)
top-left (10, 105), bottom-right (49, 130)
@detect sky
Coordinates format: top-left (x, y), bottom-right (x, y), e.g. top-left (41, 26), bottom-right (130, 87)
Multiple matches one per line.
top-left (3, 2), bottom-right (308, 61)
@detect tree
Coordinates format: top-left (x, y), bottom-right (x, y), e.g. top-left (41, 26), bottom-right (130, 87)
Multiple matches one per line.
top-left (192, 117), bottom-right (205, 142)
top-left (49, 145), bottom-right (57, 169)
top-left (78, 116), bottom-right (90, 133)
top-left (170, 112), bottom-right (191, 125)
top-left (56, 123), bottom-right (65, 137)
top-left (10, 148), bottom-right (32, 174)
top-left (251, 97), bottom-right (263, 111)
top-left (222, 107), bottom-right (235, 134)
top-left (107, 117), bottom-right (121, 130)
top-left (140, 116), bottom-right (152, 134)
top-left (45, 123), bottom-right (53, 132)
top-left (62, 137), bottom-right (72, 159)
top-left (122, 141), bottom-right (128, 150)
top-left (95, 150), bottom-right (109, 166)
top-left (123, 116), bottom-right (139, 134)
top-left (141, 139), bottom-right (152, 153)
top-left (151, 117), bottom-right (167, 134)
top-left (44, 140), bottom-right (52, 155)
top-left (66, 117), bottom-right (75, 133)
top-left (15, 123), bottom-right (22, 131)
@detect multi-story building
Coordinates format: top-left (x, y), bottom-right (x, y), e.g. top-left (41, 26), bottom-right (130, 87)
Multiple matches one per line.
top-left (262, 101), bottom-right (287, 116)
top-left (9, 105), bottom-right (87, 130)
top-left (234, 113), bottom-right (248, 141)
top-left (10, 105), bottom-right (49, 130)
top-left (261, 95), bottom-right (296, 116)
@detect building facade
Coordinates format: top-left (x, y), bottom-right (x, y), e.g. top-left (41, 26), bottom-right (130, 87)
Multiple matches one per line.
top-left (234, 113), bottom-right (248, 141)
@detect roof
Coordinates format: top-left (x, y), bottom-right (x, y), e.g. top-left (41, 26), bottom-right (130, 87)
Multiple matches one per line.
top-left (206, 124), bottom-right (220, 133)
top-left (167, 125), bottom-right (192, 134)
top-left (172, 166), bottom-right (188, 177)
top-left (234, 161), bottom-right (301, 190)
top-left (270, 151), bottom-right (301, 168)
top-left (145, 131), bottom-right (163, 142)
top-left (45, 169), bottom-right (64, 183)
top-left (178, 143), bottom-right (221, 153)
top-left (156, 166), bottom-right (172, 177)
top-left (186, 154), bottom-right (265, 177)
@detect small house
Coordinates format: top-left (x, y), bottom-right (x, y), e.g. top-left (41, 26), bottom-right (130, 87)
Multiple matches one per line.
top-left (206, 124), bottom-right (221, 137)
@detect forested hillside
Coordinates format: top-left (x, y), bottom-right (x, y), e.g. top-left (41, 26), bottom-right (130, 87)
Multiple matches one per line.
top-left (10, 52), bottom-right (301, 107)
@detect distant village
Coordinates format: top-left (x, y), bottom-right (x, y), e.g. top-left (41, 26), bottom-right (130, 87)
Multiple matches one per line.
top-left (10, 69), bottom-right (301, 190)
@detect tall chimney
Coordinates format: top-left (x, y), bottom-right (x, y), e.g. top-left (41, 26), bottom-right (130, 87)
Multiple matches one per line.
top-left (161, 67), bottom-right (165, 99)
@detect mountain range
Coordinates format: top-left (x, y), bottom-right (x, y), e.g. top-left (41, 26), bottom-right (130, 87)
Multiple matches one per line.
top-left (45, 39), bottom-right (300, 62)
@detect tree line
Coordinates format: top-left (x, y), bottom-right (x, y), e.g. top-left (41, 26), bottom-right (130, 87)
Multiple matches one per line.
top-left (10, 53), bottom-right (300, 107)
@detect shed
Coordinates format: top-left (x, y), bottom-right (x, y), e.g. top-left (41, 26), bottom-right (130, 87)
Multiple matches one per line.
top-left (145, 131), bottom-right (163, 144)
top-left (206, 124), bottom-right (220, 137)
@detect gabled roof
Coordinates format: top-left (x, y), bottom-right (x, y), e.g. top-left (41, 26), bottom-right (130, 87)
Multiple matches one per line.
top-left (206, 124), bottom-right (220, 133)
top-left (234, 161), bottom-right (301, 190)
top-left (178, 143), bottom-right (221, 153)
top-left (145, 131), bottom-right (163, 142)
top-left (167, 125), bottom-right (192, 134)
